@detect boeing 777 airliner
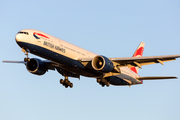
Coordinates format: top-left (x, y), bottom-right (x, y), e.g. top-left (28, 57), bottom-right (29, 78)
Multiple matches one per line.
top-left (3, 29), bottom-right (180, 88)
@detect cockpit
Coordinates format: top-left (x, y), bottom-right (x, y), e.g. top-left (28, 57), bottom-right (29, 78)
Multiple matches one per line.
top-left (18, 31), bottom-right (29, 35)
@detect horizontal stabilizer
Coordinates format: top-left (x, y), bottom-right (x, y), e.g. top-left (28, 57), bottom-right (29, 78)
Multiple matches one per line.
top-left (136, 76), bottom-right (177, 80)
top-left (3, 60), bottom-right (26, 63)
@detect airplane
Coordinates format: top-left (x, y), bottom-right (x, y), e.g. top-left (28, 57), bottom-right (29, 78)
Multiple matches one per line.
top-left (3, 29), bottom-right (180, 88)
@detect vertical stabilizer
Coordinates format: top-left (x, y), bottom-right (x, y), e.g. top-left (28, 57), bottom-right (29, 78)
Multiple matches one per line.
top-left (130, 42), bottom-right (145, 74)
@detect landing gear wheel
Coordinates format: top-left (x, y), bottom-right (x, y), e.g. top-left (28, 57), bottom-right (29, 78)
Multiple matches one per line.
top-left (97, 78), bottom-right (110, 87)
top-left (64, 79), bottom-right (68, 85)
top-left (24, 57), bottom-right (30, 62)
top-left (24, 58), bottom-right (27, 62)
top-left (97, 79), bottom-right (101, 83)
top-left (60, 79), bottom-right (64, 84)
top-left (59, 76), bottom-right (73, 88)
top-left (67, 81), bottom-right (71, 86)
top-left (106, 82), bottom-right (110, 87)
top-left (70, 83), bottom-right (73, 88)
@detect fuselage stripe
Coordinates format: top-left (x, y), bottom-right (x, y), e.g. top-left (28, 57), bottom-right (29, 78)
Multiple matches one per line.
top-left (33, 32), bottom-right (49, 39)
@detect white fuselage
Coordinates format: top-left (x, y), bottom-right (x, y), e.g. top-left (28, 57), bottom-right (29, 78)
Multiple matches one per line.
top-left (16, 29), bottom-right (97, 59)
top-left (15, 29), bottom-right (142, 85)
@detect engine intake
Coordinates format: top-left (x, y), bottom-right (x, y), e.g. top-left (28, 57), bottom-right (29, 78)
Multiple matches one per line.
top-left (26, 58), bottom-right (47, 75)
top-left (92, 55), bottom-right (114, 73)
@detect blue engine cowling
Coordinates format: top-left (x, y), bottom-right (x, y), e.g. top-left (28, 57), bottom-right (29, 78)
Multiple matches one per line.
top-left (92, 55), bottom-right (114, 73)
top-left (26, 58), bottom-right (47, 75)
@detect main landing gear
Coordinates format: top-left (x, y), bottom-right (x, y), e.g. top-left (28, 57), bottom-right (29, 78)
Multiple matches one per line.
top-left (97, 78), bottom-right (110, 87)
top-left (60, 76), bottom-right (73, 88)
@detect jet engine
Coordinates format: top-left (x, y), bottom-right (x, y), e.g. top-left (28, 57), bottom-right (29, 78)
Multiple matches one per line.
top-left (92, 55), bottom-right (114, 73)
top-left (26, 58), bottom-right (47, 75)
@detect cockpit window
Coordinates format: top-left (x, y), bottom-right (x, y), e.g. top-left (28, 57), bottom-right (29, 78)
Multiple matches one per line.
top-left (18, 31), bottom-right (29, 35)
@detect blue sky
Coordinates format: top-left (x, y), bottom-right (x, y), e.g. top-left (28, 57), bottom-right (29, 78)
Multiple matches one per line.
top-left (0, 0), bottom-right (180, 120)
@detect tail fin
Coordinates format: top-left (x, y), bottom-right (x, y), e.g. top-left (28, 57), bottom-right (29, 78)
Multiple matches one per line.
top-left (130, 42), bottom-right (145, 74)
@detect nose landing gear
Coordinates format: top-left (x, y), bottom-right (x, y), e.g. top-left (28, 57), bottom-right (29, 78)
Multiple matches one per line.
top-left (22, 48), bottom-right (30, 62)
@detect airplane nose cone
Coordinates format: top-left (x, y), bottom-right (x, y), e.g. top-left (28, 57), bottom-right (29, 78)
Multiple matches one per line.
top-left (15, 34), bottom-right (22, 42)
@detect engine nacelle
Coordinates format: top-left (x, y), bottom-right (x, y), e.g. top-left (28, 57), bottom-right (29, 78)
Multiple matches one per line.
top-left (92, 55), bottom-right (114, 73)
top-left (26, 58), bottom-right (47, 75)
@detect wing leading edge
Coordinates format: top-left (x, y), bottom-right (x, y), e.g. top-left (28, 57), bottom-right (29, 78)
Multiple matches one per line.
top-left (80, 55), bottom-right (180, 68)
top-left (110, 54), bottom-right (180, 68)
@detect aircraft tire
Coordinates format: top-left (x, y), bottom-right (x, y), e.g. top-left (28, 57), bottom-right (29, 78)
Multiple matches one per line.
top-left (24, 58), bottom-right (27, 62)
top-left (97, 79), bottom-right (101, 83)
top-left (106, 82), bottom-right (110, 87)
top-left (67, 81), bottom-right (71, 86)
top-left (64, 79), bottom-right (68, 85)
top-left (70, 83), bottom-right (73, 88)
top-left (60, 79), bottom-right (64, 84)
top-left (24, 58), bottom-right (30, 62)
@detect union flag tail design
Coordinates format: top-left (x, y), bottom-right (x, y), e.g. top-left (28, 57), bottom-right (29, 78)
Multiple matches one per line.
top-left (130, 42), bottom-right (145, 74)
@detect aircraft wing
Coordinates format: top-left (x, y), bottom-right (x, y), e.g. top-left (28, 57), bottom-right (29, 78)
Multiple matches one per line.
top-left (109, 54), bottom-right (180, 68)
top-left (3, 60), bottom-right (79, 78)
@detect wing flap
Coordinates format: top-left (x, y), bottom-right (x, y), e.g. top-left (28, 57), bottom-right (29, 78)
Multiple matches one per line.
top-left (136, 76), bottom-right (178, 80)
